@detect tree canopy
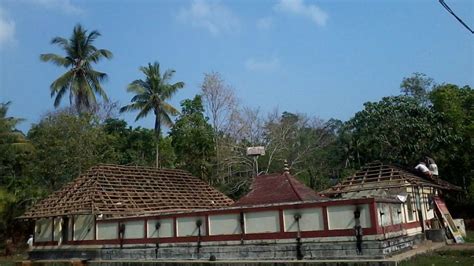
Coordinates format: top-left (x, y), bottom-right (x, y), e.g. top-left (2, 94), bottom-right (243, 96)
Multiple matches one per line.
top-left (40, 24), bottom-right (113, 113)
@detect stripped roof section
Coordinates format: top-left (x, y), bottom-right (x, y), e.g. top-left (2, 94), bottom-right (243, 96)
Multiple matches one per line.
top-left (234, 172), bottom-right (322, 206)
top-left (21, 164), bottom-right (234, 218)
top-left (320, 162), bottom-right (461, 196)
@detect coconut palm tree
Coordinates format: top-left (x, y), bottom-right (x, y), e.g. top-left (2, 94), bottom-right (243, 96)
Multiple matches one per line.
top-left (0, 101), bottom-right (29, 149)
top-left (40, 24), bottom-right (113, 113)
top-left (120, 62), bottom-right (184, 168)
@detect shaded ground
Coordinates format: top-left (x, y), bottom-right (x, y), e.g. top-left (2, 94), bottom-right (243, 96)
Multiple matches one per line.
top-left (399, 249), bottom-right (474, 266)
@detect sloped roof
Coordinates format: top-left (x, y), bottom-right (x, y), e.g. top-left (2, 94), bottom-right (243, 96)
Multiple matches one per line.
top-left (234, 171), bottom-right (322, 206)
top-left (20, 164), bottom-right (234, 219)
top-left (320, 162), bottom-right (461, 196)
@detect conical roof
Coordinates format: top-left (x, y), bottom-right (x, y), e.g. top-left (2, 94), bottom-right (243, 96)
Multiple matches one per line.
top-left (20, 164), bottom-right (234, 218)
top-left (234, 172), bottom-right (322, 206)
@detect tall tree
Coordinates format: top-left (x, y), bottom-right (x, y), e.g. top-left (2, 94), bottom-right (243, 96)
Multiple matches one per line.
top-left (200, 72), bottom-right (238, 179)
top-left (400, 72), bottom-right (434, 105)
top-left (40, 24), bottom-right (113, 113)
top-left (344, 96), bottom-right (455, 167)
top-left (28, 110), bottom-right (112, 190)
top-left (120, 62), bottom-right (184, 168)
top-left (0, 102), bottom-right (32, 179)
top-left (200, 72), bottom-right (237, 133)
top-left (429, 84), bottom-right (473, 194)
top-left (170, 95), bottom-right (215, 181)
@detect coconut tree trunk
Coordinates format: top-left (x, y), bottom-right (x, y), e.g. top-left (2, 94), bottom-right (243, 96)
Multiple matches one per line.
top-left (155, 114), bottom-right (161, 168)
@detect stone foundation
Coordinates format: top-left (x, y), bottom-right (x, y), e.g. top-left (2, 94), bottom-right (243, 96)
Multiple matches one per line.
top-left (29, 234), bottom-right (424, 261)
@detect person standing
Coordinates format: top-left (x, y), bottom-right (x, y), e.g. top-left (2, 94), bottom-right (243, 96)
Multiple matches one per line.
top-left (426, 157), bottom-right (439, 177)
top-left (26, 235), bottom-right (34, 250)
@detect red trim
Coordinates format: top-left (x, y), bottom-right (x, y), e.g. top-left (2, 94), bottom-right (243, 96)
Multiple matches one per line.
top-left (56, 227), bottom-right (380, 246)
top-left (35, 197), bottom-right (418, 247)
top-left (402, 221), bottom-right (421, 230)
top-left (34, 241), bottom-right (58, 246)
top-left (322, 206), bottom-right (328, 230)
top-left (278, 209), bottom-right (284, 233)
top-left (369, 201), bottom-right (380, 234)
top-left (96, 198), bottom-right (377, 223)
top-left (93, 216), bottom-right (97, 241)
top-left (173, 217), bottom-right (177, 237)
top-left (51, 218), bottom-right (54, 242)
top-left (144, 218), bottom-right (148, 239)
top-left (205, 215), bottom-right (209, 236)
top-left (71, 215), bottom-right (75, 241)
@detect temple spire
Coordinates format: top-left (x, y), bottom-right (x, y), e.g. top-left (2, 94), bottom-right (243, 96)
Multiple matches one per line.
top-left (283, 160), bottom-right (289, 174)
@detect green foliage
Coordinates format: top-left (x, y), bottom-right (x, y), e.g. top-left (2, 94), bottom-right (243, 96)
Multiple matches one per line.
top-left (170, 95), bottom-right (215, 180)
top-left (345, 96), bottom-right (456, 167)
top-left (120, 61), bottom-right (184, 168)
top-left (102, 118), bottom-right (176, 167)
top-left (429, 84), bottom-right (473, 194)
top-left (0, 103), bottom-right (39, 245)
top-left (257, 112), bottom-right (345, 191)
top-left (40, 24), bottom-right (113, 113)
top-left (400, 72), bottom-right (434, 104)
top-left (27, 111), bottom-right (113, 190)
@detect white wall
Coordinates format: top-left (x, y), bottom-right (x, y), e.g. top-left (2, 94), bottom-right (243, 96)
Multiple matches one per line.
top-left (284, 208), bottom-right (324, 232)
top-left (245, 211), bottom-right (279, 234)
top-left (209, 213), bottom-right (241, 235)
top-left (53, 217), bottom-right (61, 242)
top-left (377, 203), bottom-right (392, 226)
top-left (35, 218), bottom-right (52, 242)
top-left (74, 215), bottom-right (94, 241)
top-left (328, 204), bottom-right (371, 230)
top-left (123, 220), bottom-right (144, 239)
top-left (177, 216), bottom-right (206, 237)
top-left (391, 204), bottom-right (403, 224)
top-left (97, 221), bottom-right (118, 240)
top-left (147, 218), bottom-right (173, 238)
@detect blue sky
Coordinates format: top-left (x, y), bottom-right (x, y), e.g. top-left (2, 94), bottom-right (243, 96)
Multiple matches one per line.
top-left (0, 0), bottom-right (473, 133)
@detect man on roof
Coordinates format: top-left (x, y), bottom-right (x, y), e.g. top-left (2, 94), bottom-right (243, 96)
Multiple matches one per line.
top-left (415, 161), bottom-right (432, 178)
top-left (425, 156), bottom-right (439, 177)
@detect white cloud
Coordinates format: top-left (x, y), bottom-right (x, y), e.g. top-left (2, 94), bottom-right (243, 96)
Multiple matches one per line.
top-left (177, 0), bottom-right (239, 36)
top-left (245, 57), bottom-right (280, 72)
top-left (257, 17), bottom-right (273, 30)
top-left (0, 7), bottom-right (16, 48)
top-left (29, 0), bottom-right (83, 15)
top-left (275, 0), bottom-right (328, 27)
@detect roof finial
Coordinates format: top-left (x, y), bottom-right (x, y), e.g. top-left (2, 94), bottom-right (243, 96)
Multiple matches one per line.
top-left (283, 160), bottom-right (289, 174)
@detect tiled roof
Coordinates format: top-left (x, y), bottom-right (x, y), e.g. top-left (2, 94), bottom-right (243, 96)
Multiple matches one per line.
top-left (234, 172), bottom-right (322, 206)
top-left (320, 162), bottom-right (462, 196)
top-left (20, 164), bottom-right (234, 218)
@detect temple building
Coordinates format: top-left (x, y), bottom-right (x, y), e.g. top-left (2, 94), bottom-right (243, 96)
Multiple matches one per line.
top-left (20, 162), bottom-right (462, 261)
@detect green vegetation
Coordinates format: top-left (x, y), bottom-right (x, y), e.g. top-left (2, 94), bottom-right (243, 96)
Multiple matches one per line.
top-left (40, 24), bottom-right (113, 113)
top-left (1, 23), bottom-right (473, 253)
top-left (400, 249), bottom-right (474, 266)
top-left (120, 62), bottom-right (184, 168)
top-left (465, 231), bottom-right (474, 243)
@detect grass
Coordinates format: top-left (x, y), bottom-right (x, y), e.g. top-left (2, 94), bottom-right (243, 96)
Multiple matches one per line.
top-left (400, 249), bottom-right (474, 266)
top-left (0, 254), bottom-right (26, 266)
top-left (465, 230), bottom-right (474, 243)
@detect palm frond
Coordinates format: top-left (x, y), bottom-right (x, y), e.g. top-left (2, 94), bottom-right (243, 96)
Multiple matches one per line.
top-left (51, 37), bottom-right (69, 49)
top-left (160, 102), bottom-right (180, 117)
top-left (40, 53), bottom-right (71, 67)
top-left (162, 69), bottom-right (176, 83)
top-left (159, 112), bottom-right (174, 128)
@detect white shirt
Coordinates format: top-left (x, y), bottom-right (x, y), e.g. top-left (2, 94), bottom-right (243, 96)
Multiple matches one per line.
top-left (415, 163), bottom-right (430, 173)
top-left (27, 237), bottom-right (33, 248)
top-left (429, 163), bottom-right (438, 175)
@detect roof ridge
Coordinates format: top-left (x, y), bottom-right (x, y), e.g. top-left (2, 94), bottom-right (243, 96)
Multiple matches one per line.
top-left (284, 172), bottom-right (304, 201)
